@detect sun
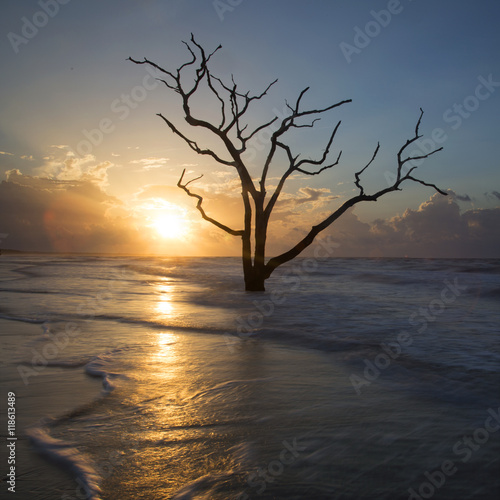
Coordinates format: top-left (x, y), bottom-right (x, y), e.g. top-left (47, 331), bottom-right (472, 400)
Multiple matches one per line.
top-left (151, 213), bottom-right (186, 239)
top-left (140, 199), bottom-right (189, 241)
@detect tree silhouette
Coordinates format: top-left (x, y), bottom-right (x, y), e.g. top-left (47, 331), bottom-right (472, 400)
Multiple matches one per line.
top-left (129, 35), bottom-right (446, 291)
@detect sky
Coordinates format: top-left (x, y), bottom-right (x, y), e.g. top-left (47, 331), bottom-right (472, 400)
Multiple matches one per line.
top-left (0, 0), bottom-right (499, 257)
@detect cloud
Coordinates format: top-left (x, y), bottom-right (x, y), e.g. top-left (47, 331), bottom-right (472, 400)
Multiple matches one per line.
top-left (130, 157), bottom-right (169, 170)
top-left (31, 147), bottom-right (114, 188)
top-left (0, 169), bottom-right (242, 256)
top-left (134, 184), bottom-right (189, 207)
top-left (294, 187), bottom-right (338, 206)
top-left (0, 170), bottom-right (141, 253)
top-left (211, 170), bottom-right (234, 178)
top-left (273, 191), bottom-right (500, 258)
top-left (490, 191), bottom-right (500, 201)
top-left (2, 166), bottom-right (499, 258)
top-left (330, 193), bottom-right (500, 258)
top-left (0, 151), bottom-right (14, 156)
top-left (271, 187), bottom-right (338, 218)
top-left (450, 191), bottom-right (472, 202)
top-left (196, 175), bottom-right (242, 195)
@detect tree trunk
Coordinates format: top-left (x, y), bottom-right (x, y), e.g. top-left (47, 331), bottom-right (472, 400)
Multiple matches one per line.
top-left (243, 266), bottom-right (266, 291)
top-left (240, 189), bottom-right (266, 291)
top-left (242, 225), bottom-right (267, 291)
top-left (250, 196), bottom-right (268, 291)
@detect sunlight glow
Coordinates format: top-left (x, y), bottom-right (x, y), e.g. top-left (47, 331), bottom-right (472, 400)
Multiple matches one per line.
top-left (141, 199), bottom-right (189, 240)
top-left (152, 213), bottom-right (185, 239)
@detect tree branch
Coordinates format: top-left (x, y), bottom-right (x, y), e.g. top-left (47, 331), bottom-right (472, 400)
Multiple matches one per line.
top-left (241, 116), bottom-right (279, 145)
top-left (177, 169), bottom-right (244, 236)
top-left (219, 76), bottom-right (279, 143)
top-left (263, 119), bottom-right (343, 216)
top-left (263, 109), bottom-right (446, 277)
top-left (260, 94), bottom-right (351, 190)
top-left (404, 176), bottom-right (448, 196)
top-left (296, 151), bottom-right (342, 176)
top-left (157, 113), bottom-right (235, 166)
top-left (130, 36), bottom-right (259, 199)
top-left (264, 194), bottom-right (366, 278)
top-left (354, 142), bottom-right (380, 196)
top-left (295, 120), bottom-right (343, 173)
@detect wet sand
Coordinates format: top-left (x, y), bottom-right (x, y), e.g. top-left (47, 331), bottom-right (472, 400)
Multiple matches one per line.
top-left (1, 319), bottom-right (106, 499)
top-left (2, 318), bottom-right (499, 499)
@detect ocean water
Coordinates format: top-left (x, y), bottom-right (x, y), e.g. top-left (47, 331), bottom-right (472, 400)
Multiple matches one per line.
top-left (0, 255), bottom-right (499, 499)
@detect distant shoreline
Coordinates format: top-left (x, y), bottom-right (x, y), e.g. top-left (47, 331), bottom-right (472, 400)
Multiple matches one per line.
top-left (0, 249), bottom-right (498, 260)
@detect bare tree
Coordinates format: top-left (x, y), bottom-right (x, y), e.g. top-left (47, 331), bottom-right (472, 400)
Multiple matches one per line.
top-left (129, 35), bottom-right (446, 291)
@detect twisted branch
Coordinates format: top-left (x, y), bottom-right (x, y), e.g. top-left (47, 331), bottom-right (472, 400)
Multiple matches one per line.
top-left (263, 109), bottom-right (446, 278)
top-left (177, 169), bottom-right (244, 236)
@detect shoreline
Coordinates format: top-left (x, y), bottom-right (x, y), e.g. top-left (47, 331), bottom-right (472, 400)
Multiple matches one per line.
top-left (2, 315), bottom-right (354, 499)
top-left (1, 250), bottom-right (498, 260)
top-left (0, 318), bottom-right (110, 499)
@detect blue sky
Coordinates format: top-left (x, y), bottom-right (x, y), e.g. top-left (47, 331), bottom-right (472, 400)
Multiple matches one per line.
top-left (0, 0), bottom-right (499, 256)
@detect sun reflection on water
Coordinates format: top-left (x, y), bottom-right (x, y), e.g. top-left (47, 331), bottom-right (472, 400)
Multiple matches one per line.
top-left (155, 281), bottom-right (175, 319)
top-left (156, 330), bottom-right (177, 355)
top-left (151, 275), bottom-right (192, 328)
top-left (146, 330), bottom-right (181, 395)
